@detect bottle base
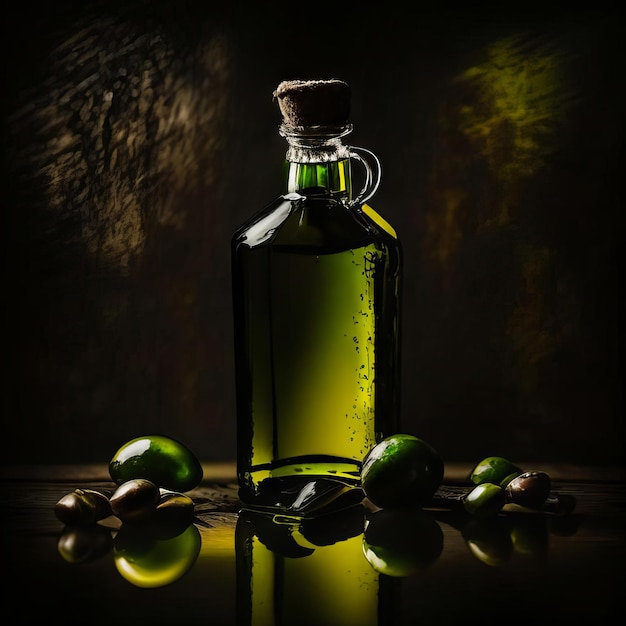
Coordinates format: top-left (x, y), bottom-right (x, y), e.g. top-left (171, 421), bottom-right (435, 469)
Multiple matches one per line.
top-left (238, 456), bottom-right (363, 517)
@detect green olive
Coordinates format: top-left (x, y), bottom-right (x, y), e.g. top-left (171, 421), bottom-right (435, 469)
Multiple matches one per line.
top-left (110, 478), bottom-right (160, 523)
top-left (505, 471), bottom-right (551, 510)
top-left (109, 434), bottom-right (203, 492)
top-left (360, 434), bottom-right (444, 509)
top-left (469, 456), bottom-right (522, 487)
top-left (114, 523), bottom-right (201, 588)
top-left (464, 483), bottom-right (507, 518)
top-left (362, 508), bottom-right (443, 576)
top-left (499, 471), bottom-right (523, 488)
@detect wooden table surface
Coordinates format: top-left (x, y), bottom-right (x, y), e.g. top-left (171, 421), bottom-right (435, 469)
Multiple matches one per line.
top-left (2, 463), bottom-right (624, 625)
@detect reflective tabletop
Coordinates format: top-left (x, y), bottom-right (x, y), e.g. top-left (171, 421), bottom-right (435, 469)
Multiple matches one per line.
top-left (2, 463), bottom-right (623, 625)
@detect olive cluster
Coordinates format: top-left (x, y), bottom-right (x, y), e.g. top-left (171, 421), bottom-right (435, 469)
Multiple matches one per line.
top-left (55, 480), bottom-right (196, 527)
top-left (55, 481), bottom-right (198, 568)
top-left (54, 435), bottom-right (204, 579)
top-left (55, 434), bottom-right (203, 529)
top-left (358, 435), bottom-right (576, 520)
top-left (463, 456), bottom-right (576, 518)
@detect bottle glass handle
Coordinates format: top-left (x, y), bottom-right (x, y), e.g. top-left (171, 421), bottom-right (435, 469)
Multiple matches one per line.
top-left (349, 146), bottom-right (382, 207)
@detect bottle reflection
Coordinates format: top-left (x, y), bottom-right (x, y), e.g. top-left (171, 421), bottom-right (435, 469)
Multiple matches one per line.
top-left (236, 505), bottom-right (398, 626)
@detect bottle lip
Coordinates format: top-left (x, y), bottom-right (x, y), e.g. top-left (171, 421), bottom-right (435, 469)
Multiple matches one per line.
top-left (279, 123), bottom-right (353, 140)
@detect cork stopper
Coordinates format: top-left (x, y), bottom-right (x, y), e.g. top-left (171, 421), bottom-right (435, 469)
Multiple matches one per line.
top-left (274, 79), bottom-right (351, 131)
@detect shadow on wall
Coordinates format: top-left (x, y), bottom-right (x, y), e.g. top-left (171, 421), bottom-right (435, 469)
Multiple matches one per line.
top-left (6, 3), bottom-right (236, 463)
top-left (4, 2), bottom-right (623, 466)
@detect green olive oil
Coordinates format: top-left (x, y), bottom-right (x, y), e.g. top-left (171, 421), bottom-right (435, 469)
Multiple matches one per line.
top-left (231, 80), bottom-right (402, 509)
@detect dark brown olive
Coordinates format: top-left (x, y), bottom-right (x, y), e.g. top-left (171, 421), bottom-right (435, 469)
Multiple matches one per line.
top-left (80, 488), bottom-right (113, 519)
top-left (149, 490), bottom-right (196, 538)
top-left (506, 471), bottom-right (551, 510)
top-left (54, 488), bottom-right (112, 526)
top-left (55, 492), bottom-right (94, 526)
top-left (110, 478), bottom-right (160, 522)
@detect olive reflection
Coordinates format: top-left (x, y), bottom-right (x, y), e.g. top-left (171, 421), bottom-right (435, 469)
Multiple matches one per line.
top-left (57, 516), bottom-right (201, 588)
top-left (462, 515), bottom-right (552, 567)
top-left (362, 508), bottom-right (444, 577)
top-left (236, 505), bottom-right (385, 626)
top-left (58, 524), bottom-right (113, 564)
top-left (114, 522), bottom-right (201, 588)
top-left (462, 517), bottom-right (515, 566)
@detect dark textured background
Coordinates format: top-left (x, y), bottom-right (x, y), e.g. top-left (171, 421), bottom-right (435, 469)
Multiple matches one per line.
top-left (4, 2), bottom-right (623, 466)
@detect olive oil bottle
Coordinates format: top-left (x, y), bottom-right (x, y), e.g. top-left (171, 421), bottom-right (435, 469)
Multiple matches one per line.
top-left (232, 79), bottom-right (402, 509)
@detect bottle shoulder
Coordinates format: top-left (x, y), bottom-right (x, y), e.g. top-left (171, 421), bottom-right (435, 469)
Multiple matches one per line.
top-left (232, 196), bottom-right (295, 248)
top-left (233, 195), bottom-right (400, 253)
top-left (359, 204), bottom-right (398, 240)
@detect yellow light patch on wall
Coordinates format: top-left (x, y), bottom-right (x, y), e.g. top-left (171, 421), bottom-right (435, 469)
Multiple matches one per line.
top-left (424, 30), bottom-right (577, 281)
top-left (457, 33), bottom-right (575, 178)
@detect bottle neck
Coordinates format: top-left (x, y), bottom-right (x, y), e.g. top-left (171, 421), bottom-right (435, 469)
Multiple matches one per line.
top-left (280, 125), bottom-right (353, 200)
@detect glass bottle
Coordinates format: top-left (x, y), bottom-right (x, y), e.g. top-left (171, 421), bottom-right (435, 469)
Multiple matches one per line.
top-left (231, 79), bottom-right (402, 510)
